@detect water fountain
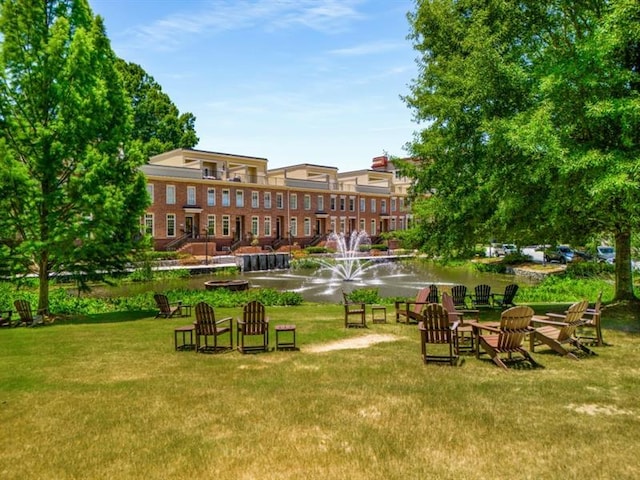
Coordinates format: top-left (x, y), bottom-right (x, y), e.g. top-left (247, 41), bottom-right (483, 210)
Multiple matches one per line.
top-left (316, 231), bottom-right (377, 281)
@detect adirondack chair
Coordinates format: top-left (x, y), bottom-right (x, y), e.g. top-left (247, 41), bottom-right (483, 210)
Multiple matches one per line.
top-left (492, 284), bottom-right (519, 309)
top-left (426, 284), bottom-right (440, 304)
top-left (13, 300), bottom-right (45, 327)
top-left (451, 284), bottom-right (469, 308)
top-left (473, 306), bottom-right (539, 370)
top-left (441, 292), bottom-right (479, 353)
top-left (578, 291), bottom-right (604, 346)
top-left (194, 302), bottom-right (233, 353)
top-left (395, 287), bottom-right (431, 324)
top-left (237, 300), bottom-right (270, 353)
top-left (471, 284), bottom-right (493, 309)
top-left (154, 293), bottom-right (188, 318)
top-left (530, 300), bottom-right (595, 359)
top-left (418, 303), bottom-right (459, 366)
top-left (342, 291), bottom-right (366, 328)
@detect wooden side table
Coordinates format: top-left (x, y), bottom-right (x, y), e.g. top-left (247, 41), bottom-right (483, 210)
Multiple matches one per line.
top-left (174, 325), bottom-right (195, 351)
top-left (371, 305), bottom-right (387, 324)
top-left (275, 324), bottom-right (297, 350)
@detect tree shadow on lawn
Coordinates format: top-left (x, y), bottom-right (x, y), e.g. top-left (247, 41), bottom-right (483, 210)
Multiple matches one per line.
top-left (53, 310), bottom-right (158, 325)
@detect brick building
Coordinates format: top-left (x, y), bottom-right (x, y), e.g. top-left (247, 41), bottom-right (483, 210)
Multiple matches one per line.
top-left (140, 149), bottom-right (412, 255)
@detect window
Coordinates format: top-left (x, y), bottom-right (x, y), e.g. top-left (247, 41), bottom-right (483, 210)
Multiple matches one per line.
top-left (304, 194), bottom-right (311, 210)
top-left (166, 185), bottom-right (176, 205)
top-left (391, 218), bottom-right (396, 230)
top-left (206, 215), bottom-right (216, 236)
top-left (391, 198), bottom-right (397, 212)
top-left (400, 198), bottom-right (405, 210)
top-left (251, 191), bottom-right (259, 208)
top-left (360, 198), bottom-right (365, 212)
top-left (144, 214), bottom-right (153, 236)
top-left (146, 184), bottom-right (154, 204)
top-left (370, 219), bottom-right (376, 236)
top-left (222, 189), bottom-right (230, 207)
top-left (290, 217), bottom-right (297, 237)
top-left (251, 216), bottom-right (259, 236)
top-left (264, 192), bottom-right (272, 209)
top-left (235, 190), bottom-right (244, 207)
top-left (187, 186), bottom-right (196, 205)
top-left (339, 218), bottom-right (345, 233)
top-left (330, 196), bottom-right (336, 211)
top-left (304, 217), bottom-right (311, 236)
top-left (290, 193), bottom-right (297, 210)
top-left (330, 218), bottom-right (336, 232)
top-left (370, 198), bottom-right (376, 213)
top-left (339, 197), bottom-right (345, 211)
top-left (399, 218), bottom-right (404, 230)
top-left (276, 193), bottom-right (284, 209)
top-left (207, 188), bottom-right (216, 206)
top-left (381, 200), bottom-right (387, 213)
top-left (167, 214), bottom-right (176, 237)
top-left (349, 197), bottom-right (355, 212)
top-left (317, 195), bottom-right (324, 211)
top-left (222, 215), bottom-right (230, 236)
top-left (359, 219), bottom-right (365, 232)
top-left (264, 217), bottom-right (272, 237)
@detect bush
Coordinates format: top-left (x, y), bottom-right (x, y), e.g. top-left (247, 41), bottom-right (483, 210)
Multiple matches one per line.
top-left (566, 261), bottom-right (615, 278)
top-left (502, 252), bottom-right (532, 265)
top-left (305, 246), bottom-right (329, 254)
top-left (345, 288), bottom-right (381, 305)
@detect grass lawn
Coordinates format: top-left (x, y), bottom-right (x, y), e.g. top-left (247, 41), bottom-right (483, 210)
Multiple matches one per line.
top-left (1, 303), bottom-right (639, 479)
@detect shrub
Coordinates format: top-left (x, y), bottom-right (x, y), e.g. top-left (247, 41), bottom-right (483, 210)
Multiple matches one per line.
top-left (305, 246), bottom-right (329, 254)
top-left (345, 288), bottom-right (381, 305)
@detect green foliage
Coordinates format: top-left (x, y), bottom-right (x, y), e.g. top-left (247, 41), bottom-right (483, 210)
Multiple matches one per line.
top-left (565, 261), bottom-right (616, 278)
top-left (502, 252), bottom-right (532, 265)
top-left (472, 262), bottom-right (507, 274)
top-left (359, 244), bottom-right (388, 252)
top-left (290, 258), bottom-right (321, 270)
top-left (345, 288), bottom-right (381, 305)
top-left (304, 246), bottom-right (329, 254)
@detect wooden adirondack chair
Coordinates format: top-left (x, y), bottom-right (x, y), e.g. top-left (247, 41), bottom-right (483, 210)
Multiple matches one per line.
top-left (441, 292), bottom-right (479, 353)
top-left (492, 284), bottom-right (519, 309)
top-left (237, 300), bottom-right (270, 353)
top-left (194, 302), bottom-right (233, 353)
top-left (14, 300), bottom-right (45, 327)
top-left (154, 293), bottom-right (187, 318)
top-left (342, 291), bottom-right (366, 328)
top-left (395, 287), bottom-right (431, 324)
top-left (426, 284), bottom-right (440, 304)
top-left (530, 300), bottom-right (595, 359)
top-left (451, 285), bottom-right (469, 308)
top-left (418, 303), bottom-right (459, 366)
top-left (578, 291), bottom-right (604, 346)
top-left (471, 284), bottom-right (493, 309)
top-left (473, 306), bottom-right (539, 370)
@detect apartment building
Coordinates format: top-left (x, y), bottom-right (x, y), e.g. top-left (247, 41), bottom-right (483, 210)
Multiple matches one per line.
top-left (140, 148), bottom-right (412, 254)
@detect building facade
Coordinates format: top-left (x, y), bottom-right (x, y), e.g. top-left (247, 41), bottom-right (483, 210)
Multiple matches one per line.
top-left (140, 149), bottom-right (412, 254)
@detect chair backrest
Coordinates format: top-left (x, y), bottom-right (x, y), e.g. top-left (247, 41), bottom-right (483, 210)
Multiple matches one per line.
top-left (498, 306), bottom-right (534, 351)
top-left (451, 285), bottom-right (467, 306)
top-left (412, 287), bottom-right (431, 314)
top-left (557, 300), bottom-right (589, 341)
top-left (474, 284), bottom-right (492, 304)
top-left (195, 302), bottom-right (217, 335)
top-left (441, 292), bottom-right (461, 325)
top-left (502, 284), bottom-right (519, 304)
top-left (593, 291), bottom-right (603, 314)
top-left (242, 300), bottom-right (267, 335)
top-left (153, 294), bottom-right (171, 314)
top-left (14, 300), bottom-right (33, 323)
top-left (420, 303), bottom-right (453, 344)
top-left (427, 284), bottom-right (439, 304)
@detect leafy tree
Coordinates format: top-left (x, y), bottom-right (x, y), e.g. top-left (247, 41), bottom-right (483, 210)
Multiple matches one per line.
top-left (0, 0), bottom-right (149, 312)
top-left (116, 59), bottom-right (199, 158)
top-left (403, 0), bottom-right (640, 301)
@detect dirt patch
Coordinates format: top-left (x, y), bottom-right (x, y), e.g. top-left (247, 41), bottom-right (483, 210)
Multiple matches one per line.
top-left (567, 403), bottom-right (634, 416)
top-left (306, 334), bottom-right (399, 353)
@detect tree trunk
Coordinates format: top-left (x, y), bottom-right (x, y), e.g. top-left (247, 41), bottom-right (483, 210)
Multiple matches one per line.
top-left (38, 253), bottom-right (50, 315)
top-left (614, 231), bottom-right (636, 301)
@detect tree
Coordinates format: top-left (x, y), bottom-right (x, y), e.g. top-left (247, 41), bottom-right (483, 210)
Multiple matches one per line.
top-left (116, 59), bottom-right (199, 158)
top-left (403, 0), bottom-right (640, 301)
top-left (0, 0), bottom-right (149, 312)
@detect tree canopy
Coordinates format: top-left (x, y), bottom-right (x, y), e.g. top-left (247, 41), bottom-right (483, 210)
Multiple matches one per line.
top-left (0, 0), bottom-right (149, 311)
top-left (116, 59), bottom-right (199, 158)
top-left (403, 0), bottom-right (640, 300)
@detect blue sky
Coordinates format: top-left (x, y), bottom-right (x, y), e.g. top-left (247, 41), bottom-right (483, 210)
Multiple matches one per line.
top-left (90, 0), bottom-right (417, 171)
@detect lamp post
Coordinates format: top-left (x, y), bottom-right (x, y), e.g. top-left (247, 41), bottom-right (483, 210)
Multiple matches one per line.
top-left (203, 227), bottom-right (209, 265)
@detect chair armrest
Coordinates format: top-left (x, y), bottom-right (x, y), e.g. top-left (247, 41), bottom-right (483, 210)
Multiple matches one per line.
top-left (531, 317), bottom-right (569, 327)
top-left (216, 316), bottom-right (233, 326)
top-left (450, 321), bottom-right (460, 330)
top-left (472, 323), bottom-right (501, 334)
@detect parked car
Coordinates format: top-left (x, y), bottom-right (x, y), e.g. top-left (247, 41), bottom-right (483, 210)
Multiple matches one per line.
top-left (544, 245), bottom-right (575, 263)
top-left (491, 243), bottom-right (517, 257)
top-left (596, 246), bottom-right (615, 263)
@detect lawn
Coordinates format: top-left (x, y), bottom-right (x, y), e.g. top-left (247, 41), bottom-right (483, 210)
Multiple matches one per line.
top-left (1, 303), bottom-right (639, 479)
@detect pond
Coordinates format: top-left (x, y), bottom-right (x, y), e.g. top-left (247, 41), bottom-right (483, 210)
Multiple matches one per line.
top-left (89, 259), bottom-right (532, 304)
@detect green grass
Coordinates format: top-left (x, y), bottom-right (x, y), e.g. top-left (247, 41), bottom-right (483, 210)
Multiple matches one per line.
top-left (1, 303), bottom-right (639, 479)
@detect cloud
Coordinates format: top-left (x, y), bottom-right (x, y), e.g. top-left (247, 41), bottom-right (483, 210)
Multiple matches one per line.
top-left (328, 40), bottom-right (405, 56)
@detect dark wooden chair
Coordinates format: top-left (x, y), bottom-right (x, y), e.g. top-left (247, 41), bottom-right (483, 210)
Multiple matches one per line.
top-left (395, 287), bottom-right (431, 324)
top-left (471, 284), bottom-right (493, 309)
top-left (418, 303), bottom-right (459, 366)
top-left (451, 285), bottom-right (469, 308)
top-left (237, 300), bottom-right (270, 353)
top-left (14, 300), bottom-right (45, 327)
top-left (492, 284), bottom-right (519, 309)
top-left (426, 284), bottom-right (440, 304)
top-left (578, 291), bottom-right (604, 346)
top-left (473, 306), bottom-right (539, 370)
top-left (530, 300), bottom-right (594, 359)
top-left (154, 293), bottom-right (186, 318)
top-left (441, 292), bottom-right (479, 353)
top-left (194, 302), bottom-right (233, 353)
top-left (342, 291), bottom-right (366, 328)
top-left (0, 309), bottom-right (15, 328)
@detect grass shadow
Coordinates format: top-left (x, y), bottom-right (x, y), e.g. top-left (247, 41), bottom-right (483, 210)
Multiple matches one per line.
top-left (53, 310), bottom-right (158, 325)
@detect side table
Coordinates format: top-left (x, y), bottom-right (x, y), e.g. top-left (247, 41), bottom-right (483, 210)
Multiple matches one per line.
top-left (371, 305), bottom-right (387, 324)
top-left (174, 324), bottom-right (195, 351)
top-left (275, 324), bottom-right (297, 351)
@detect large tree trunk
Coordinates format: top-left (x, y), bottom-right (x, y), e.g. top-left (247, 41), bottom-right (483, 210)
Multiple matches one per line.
top-left (38, 254), bottom-right (50, 315)
top-left (614, 231), bottom-right (636, 301)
